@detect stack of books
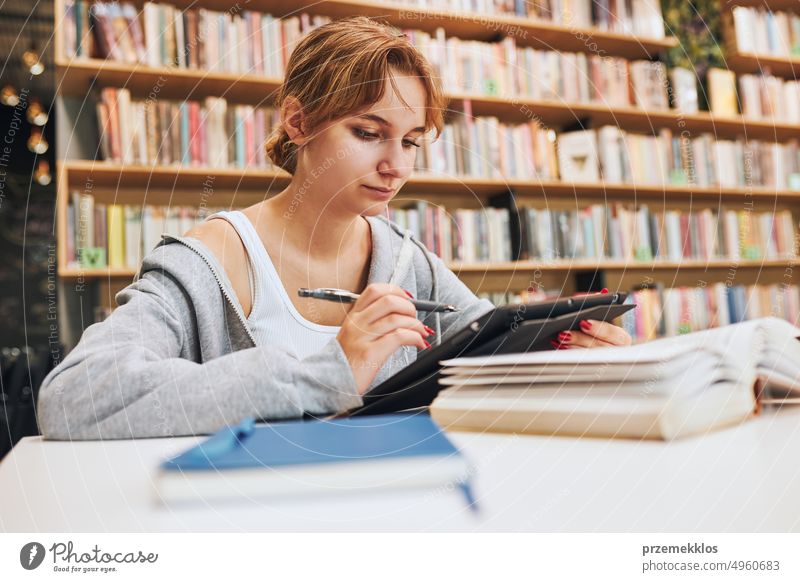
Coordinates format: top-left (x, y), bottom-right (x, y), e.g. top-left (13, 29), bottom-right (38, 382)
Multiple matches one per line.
top-left (96, 89), bottom-right (279, 168)
top-left (431, 317), bottom-right (800, 440)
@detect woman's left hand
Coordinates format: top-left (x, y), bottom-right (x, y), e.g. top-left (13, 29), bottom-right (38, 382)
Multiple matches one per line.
top-left (551, 320), bottom-right (632, 350)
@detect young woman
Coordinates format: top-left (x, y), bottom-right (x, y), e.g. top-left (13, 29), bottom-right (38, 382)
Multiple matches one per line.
top-left (38, 17), bottom-right (631, 440)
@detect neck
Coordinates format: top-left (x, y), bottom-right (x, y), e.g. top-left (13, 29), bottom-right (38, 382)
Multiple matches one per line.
top-left (263, 178), bottom-right (370, 260)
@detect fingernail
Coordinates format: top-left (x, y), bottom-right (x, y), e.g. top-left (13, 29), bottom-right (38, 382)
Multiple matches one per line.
top-left (550, 340), bottom-right (560, 350)
top-left (423, 325), bottom-right (435, 335)
top-left (558, 331), bottom-right (572, 343)
top-left (423, 339), bottom-right (431, 348)
top-left (601, 288), bottom-right (609, 294)
top-left (404, 289), bottom-right (414, 299)
top-left (580, 320), bottom-right (592, 331)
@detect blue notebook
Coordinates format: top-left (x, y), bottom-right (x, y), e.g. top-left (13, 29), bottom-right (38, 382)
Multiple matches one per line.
top-left (156, 413), bottom-right (474, 506)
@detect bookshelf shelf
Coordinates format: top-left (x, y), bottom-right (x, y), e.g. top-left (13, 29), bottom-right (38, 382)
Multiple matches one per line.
top-left (56, 59), bottom-right (800, 141)
top-left (55, 58), bottom-right (283, 104)
top-left (725, 0), bottom-right (799, 11)
top-left (59, 258), bottom-right (800, 280)
top-left (726, 51), bottom-right (800, 79)
top-left (60, 161), bottom-right (800, 202)
top-left (451, 259), bottom-right (800, 272)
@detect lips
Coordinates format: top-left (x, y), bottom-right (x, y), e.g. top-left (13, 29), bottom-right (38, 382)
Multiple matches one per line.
top-left (362, 185), bottom-right (394, 193)
top-left (362, 185), bottom-right (395, 198)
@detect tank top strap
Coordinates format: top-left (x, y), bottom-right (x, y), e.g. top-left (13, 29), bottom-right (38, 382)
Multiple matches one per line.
top-left (204, 209), bottom-right (272, 319)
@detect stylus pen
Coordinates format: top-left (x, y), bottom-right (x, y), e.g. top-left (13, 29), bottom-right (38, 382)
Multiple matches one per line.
top-left (298, 287), bottom-right (460, 313)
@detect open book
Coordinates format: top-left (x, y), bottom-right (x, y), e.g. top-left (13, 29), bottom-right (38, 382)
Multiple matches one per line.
top-left (430, 317), bottom-right (800, 440)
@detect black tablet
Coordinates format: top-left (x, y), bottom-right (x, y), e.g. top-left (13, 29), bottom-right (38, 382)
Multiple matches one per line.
top-left (346, 292), bottom-right (635, 417)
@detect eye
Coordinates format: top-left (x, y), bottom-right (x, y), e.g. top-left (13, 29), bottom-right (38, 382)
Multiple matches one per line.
top-left (403, 139), bottom-right (421, 149)
top-left (353, 128), bottom-right (380, 141)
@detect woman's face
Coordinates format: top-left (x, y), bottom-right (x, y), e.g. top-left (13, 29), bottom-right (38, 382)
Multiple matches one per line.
top-left (298, 73), bottom-right (428, 217)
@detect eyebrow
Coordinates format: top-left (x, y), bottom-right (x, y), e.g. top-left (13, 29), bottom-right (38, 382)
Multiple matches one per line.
top-left (357, 114), bottom-right (425, 134)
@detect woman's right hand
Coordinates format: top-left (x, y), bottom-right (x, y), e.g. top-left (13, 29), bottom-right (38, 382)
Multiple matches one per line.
top-left (336, 283), bottom-right (434, 395)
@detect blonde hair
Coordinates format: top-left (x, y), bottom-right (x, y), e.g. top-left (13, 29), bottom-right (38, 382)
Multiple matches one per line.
top-left (265, 16), bottom-right (447, 175)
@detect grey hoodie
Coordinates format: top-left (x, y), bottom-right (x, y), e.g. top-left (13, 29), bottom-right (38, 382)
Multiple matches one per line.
top-left (37, 215), bottom-right (494, 440)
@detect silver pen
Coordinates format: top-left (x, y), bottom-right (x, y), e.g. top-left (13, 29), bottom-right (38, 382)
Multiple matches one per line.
top-left (298, 287), bottom-right (459, 313)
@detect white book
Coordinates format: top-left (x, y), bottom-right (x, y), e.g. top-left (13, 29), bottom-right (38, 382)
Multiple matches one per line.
top-left (670, 67), bottom-right (699, 113)
top-left (557, 130), bottom-right (600, 183)
top-left (124, 206), bottom-right (143, 268)
top-left (116, 88), bottom-right (134, 165)
top-left (598, 126), bottom-right (625, 183)
top-left (733, 7), bottom-right (756, 53)
top-left (174, 6), bottom-right (186, 69)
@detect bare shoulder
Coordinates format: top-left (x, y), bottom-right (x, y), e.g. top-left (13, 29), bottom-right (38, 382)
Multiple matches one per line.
top-left (183, 218), bottom-right (252, 317)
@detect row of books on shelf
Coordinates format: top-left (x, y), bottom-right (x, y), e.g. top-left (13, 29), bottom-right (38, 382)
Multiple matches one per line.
top-left (63, 0), bottom-right (330, 75)
top-left (480, 282), bottom-right (800, 342)
top-left (66, 192), bottom-right (221, 269)
top-left (387, 204), bottom-right (513, 263)
top-left (533, 204), bottom-right (796, 262)
top-left (66, 194), bottom-right (799, 269)
top-left (621, 283), bottom-right (800, 342)
top-left (96, 85), bottom-right (800, 188)
top-left (553, 126), bottom-right (800, 190)
top-left (730, 6), bottom-right (800, 58)
top-left (384, 201), bottom-right (798, 263)
top-left (64, 2), bottom-right (799, 125)
top-left (417, 117), bottom-right (800, 189)
top-left (407, 29), bottom-right (670, 110)
top-left (390, 0), bottom-right (665, 38)
top-left (416, 113), bottom-right (559, 180)
top-left (62, 0), bottom-right (667, 63)
top-left (738, 73), bottom-right (800, 124)
top-left (97, 88), bottom-right (280, 168)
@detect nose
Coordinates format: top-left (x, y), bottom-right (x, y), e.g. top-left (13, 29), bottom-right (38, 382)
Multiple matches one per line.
top-left (377, 138), bottom-right (413, 180)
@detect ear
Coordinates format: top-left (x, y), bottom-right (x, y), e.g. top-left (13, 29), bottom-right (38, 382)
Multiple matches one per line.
top-left (282, 97), bottom-right (308, 146)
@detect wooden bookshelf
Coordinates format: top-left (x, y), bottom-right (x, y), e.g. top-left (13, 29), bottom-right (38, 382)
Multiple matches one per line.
top-left (55, 59), bottom-right (283, 105)
top-left (54, 0), bottom-right (800, 305)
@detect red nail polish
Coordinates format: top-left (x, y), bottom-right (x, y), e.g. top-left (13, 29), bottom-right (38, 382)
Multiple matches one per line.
top-left (559, 332), bottom-right (571, 343)
top-left (550, 340), bottom-right (560, 349)
top-left (580, 320), bottom-right (592, 331)
top-left (404, 289), bottom-right (414, 299)
top-left (424, 325), bottom-right (435, 335)
top-left (423, 339), bottom-right (431, 348)
top-left (601, 288), bottom-right (609, 294)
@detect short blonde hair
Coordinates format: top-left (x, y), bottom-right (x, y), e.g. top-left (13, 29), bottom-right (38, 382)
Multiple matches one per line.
top-left (266, 16), bottom-right (447, 174)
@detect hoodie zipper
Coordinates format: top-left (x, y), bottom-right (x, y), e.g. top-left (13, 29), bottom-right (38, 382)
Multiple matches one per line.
top-left (158, 234), bottom-right (258, 347)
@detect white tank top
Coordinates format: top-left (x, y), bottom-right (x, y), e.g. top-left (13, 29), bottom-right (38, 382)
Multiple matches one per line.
top-left (205, 210), bottom-right (340, 359)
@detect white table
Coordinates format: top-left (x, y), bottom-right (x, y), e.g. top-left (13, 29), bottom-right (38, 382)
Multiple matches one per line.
top-left (2, 408), bottom-right (800, 532)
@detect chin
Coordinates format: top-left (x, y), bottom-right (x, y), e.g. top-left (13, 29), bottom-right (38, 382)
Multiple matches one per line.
top-left (360, 202), bottom-right (389, 217)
